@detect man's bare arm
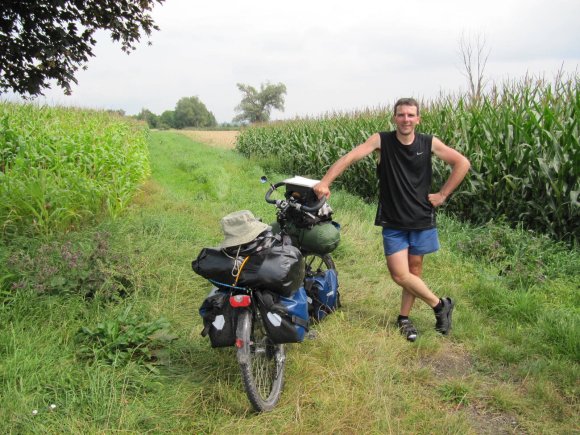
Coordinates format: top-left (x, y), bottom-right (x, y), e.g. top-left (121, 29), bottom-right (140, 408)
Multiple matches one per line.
top-left (313, 133), bottom-right (381, 199)
top-left (429, 137), bottom-right (471, 207)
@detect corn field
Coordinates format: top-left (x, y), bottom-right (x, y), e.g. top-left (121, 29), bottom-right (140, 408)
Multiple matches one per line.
top-left (0, 103), bottom-right (150, 237)
top-left (237, 74), bottom-right (579, 243)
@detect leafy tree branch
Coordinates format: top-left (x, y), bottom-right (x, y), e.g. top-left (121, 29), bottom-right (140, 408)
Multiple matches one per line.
top-left (0, 0), bottom-right (165, 96)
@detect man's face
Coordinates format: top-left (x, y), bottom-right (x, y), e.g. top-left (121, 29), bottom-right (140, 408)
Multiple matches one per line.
top-left (393, 104), bottom-right (420, 136)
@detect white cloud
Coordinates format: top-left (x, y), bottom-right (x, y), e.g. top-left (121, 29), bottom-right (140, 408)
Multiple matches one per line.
top-left (8, 0), bottom-right (579, 123)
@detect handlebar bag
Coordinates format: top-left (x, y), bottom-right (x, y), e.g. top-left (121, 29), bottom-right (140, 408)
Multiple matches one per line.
top-left (255, 287), bottom-right (309, 344)
top-left (198, 287), bottom-right (237, 348)
top-left (285, 202), bottom-right (333, 228)
top-left (304, 269), bottom-right (340, 321)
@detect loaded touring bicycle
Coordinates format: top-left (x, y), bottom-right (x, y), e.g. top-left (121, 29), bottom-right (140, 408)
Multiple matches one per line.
top-left (192, 176), bottom-right (341, 411)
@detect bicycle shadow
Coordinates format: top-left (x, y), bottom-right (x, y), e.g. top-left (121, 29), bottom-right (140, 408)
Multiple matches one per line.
top-left (167, 334), bottom-right (256, 416)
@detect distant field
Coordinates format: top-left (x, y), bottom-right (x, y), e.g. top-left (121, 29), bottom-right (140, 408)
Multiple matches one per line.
top-left (174, 129), bottom-right (238, 149)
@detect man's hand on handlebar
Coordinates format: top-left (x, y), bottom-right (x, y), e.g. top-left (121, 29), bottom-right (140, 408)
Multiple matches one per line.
top-left (313, 182), bottom-right (331, 200)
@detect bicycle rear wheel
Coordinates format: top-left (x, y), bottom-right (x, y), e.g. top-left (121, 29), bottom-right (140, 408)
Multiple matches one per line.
top-left (236, 309), bottom-right (285, 412)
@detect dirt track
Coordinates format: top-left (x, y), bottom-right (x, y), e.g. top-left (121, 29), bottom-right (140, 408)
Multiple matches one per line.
top-left (174, 130), bottom-right (238, 149)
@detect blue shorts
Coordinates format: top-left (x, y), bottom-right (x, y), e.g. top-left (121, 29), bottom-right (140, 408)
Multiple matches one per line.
top-left (382, 227), bottom-right (440, 256)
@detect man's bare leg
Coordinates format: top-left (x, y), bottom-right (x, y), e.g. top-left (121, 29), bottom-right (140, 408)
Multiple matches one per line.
top-left (399, 254), bottom-right (424, 316)
top-left (386, 249), bottom-right (439, 308)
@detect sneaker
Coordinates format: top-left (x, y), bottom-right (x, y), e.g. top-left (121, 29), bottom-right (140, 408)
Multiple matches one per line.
top-left (434, 297), bottom-right (455, 335)
top-left (397, 318), bottom-right (418, 342)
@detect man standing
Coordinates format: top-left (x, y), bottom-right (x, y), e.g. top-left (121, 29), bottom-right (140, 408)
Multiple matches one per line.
top-left (313, 98), bottom-right (470, 341)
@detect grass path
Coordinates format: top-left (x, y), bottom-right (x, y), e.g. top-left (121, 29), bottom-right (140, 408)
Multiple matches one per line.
top-left (136, 131), bottom-right (576, 433)
top-left (2, 131), bottom-right (576, 433)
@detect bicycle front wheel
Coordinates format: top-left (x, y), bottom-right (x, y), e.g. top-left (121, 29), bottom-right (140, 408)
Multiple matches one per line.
top-left (304, 253), bottom-right (336, 276)
top-left (236, 309), bottom-right (285, 412)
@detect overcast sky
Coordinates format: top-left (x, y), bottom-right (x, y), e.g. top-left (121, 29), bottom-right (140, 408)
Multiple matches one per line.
top-left (11, 0), bottom-right (580, 123)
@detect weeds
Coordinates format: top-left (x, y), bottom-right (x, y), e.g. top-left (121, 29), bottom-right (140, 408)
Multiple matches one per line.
top-left (4, 231), bottom-right (132, 299)
top-left (77, 306), bottom-right (174, 372)
top-left (438, 381), bottom-right (471, 406)
top-left (452, 220), bottom-right (577, 290)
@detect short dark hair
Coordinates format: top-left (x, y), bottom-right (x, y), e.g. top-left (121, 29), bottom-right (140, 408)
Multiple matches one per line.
top-left (394, 98), bottom-right (420, 116)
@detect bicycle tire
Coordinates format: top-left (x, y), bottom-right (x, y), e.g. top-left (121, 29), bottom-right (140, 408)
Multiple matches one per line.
top-left (236, 309), bottom-right (285, 412)
top-left (304, 253), bottom-right (336, 276)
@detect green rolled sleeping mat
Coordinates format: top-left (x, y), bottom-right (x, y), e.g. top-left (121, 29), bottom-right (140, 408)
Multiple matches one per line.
top-left (271, 221), bottom-right (340, 255)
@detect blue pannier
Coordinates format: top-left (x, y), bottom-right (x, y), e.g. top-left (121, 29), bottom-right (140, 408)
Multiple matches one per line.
top-left (304, 269), bottom-right (339, 321)
top-left (255, 287), bottom-right (309, 344)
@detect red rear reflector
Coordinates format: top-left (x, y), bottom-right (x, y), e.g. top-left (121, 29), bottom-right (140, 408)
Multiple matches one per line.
top-left (230, 294), bottom-right (251, 307)
top-left (235, 338), bottom-right (244, 348)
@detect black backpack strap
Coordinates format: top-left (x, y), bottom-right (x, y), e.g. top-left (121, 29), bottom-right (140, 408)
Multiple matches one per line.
top-left (255, 290), bottom-right (309, 331)
top-left (303, 277), bottom-right (314, 293)
top-left (253, 289), bottom-right (274, 308)
top-left (200, 324), bottom-right (211, 337)
top-left (199, 306), bottom-right (215, 337)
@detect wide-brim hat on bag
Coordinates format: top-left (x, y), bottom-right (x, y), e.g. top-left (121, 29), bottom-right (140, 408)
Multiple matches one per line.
top-left (219, 210), bottom-right (269, 248)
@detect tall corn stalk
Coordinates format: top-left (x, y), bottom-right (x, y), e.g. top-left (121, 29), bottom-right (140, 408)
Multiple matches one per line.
top-left (0, 103), bottom-right (150, 237)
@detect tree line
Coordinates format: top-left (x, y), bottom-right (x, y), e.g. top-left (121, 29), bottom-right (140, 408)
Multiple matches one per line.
top-left (135, 82), bottom-right (287, 129)
top-left (135, 96), bottom-right (218, 129)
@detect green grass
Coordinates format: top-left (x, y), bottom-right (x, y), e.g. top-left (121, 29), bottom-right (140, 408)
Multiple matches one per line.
top-left (1, 131), bottom-right (578, 433)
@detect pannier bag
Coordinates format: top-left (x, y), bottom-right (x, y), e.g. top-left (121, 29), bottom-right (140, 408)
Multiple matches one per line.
top-left (254, 287), bottom-right (309, 344)
top-left (192, 243), bottom-right (305, 297)
top-left (198, 287), bottom-right (237, 348)
top-left (304, 269), bottom-right (340, 321)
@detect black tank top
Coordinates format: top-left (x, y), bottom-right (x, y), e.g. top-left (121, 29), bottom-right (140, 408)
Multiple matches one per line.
top-left (374, 131), bottom-right (435, 230)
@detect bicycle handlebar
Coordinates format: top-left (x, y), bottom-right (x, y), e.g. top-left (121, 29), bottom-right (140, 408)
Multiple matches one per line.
top-left (264, 181), bottom-right (326, 213)
top-left (301, 196), bottom-right (327, 213)
top-left (264, 182), bottom-right (286, 204)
